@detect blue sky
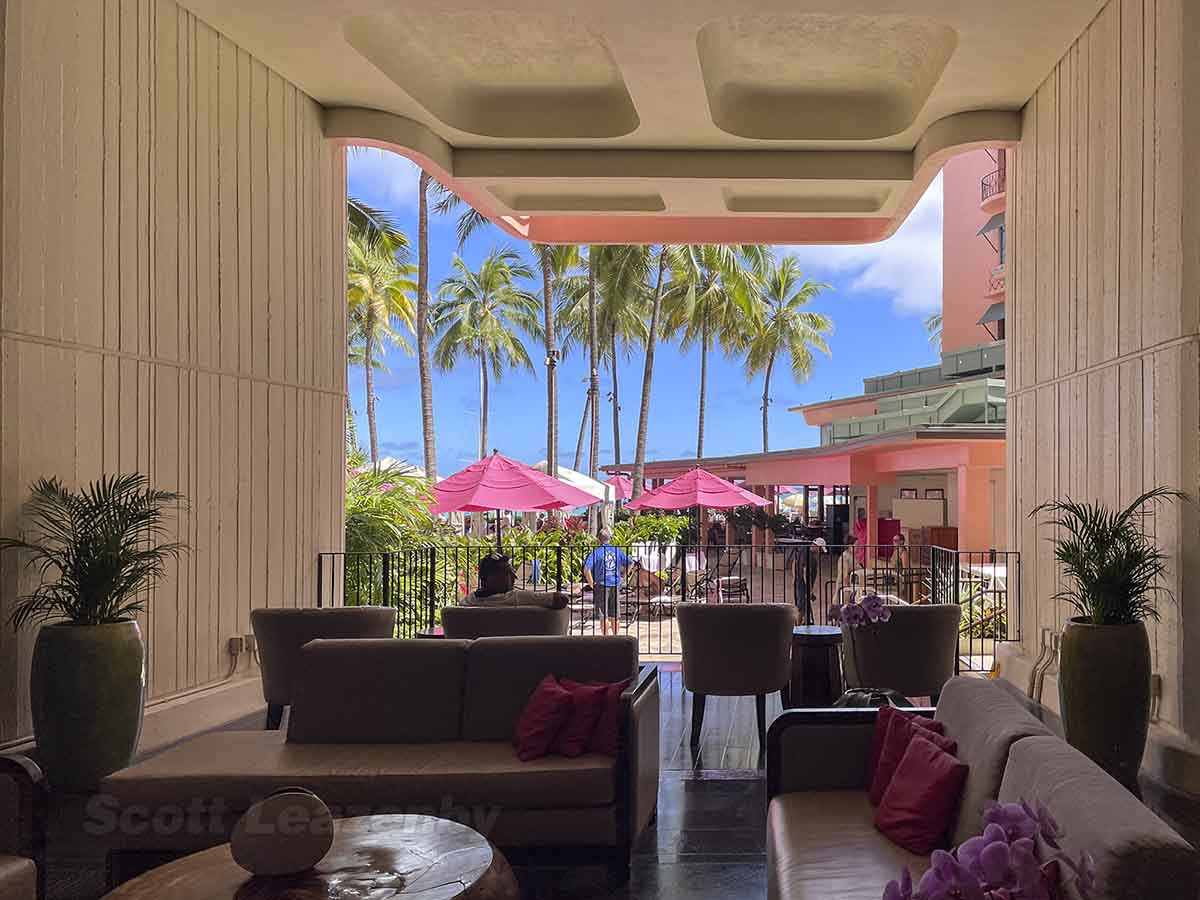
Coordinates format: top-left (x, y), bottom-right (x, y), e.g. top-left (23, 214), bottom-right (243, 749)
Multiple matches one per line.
top-left (346, 150), bottom-right (943, 475)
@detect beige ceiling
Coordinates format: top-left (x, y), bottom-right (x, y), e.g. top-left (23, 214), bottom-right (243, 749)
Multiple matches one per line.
top-left (179, 0), bottom-right (1105, 244)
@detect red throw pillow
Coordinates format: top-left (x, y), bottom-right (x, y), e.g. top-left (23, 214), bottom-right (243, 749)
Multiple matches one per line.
top-left (868, 707), bottom-right (903, 780)
top-left (870, 714), bottom-right (956, 805)
top-left (588, 677), bottom-right (634, 757)
top-left (874, 734), bottom-right (969, 854)
top-left (552, 679), bottom-right (611, 757)
top-left (513, 674), bottom-right (573, 761)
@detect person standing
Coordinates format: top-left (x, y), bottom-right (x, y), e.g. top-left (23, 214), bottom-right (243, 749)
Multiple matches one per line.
top-left (583, 527), bottom-right (631, 635)
top-left (852, 508), bottom-right (869, 567)
top-left (794, 537), bottom-right (826, 625)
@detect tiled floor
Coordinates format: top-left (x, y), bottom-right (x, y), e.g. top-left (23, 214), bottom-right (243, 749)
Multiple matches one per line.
top-left (45, 665), bottom-right (781, 900)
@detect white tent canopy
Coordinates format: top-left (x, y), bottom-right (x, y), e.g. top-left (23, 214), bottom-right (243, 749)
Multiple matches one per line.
top-left (531, 461), bottom-right (613, 503)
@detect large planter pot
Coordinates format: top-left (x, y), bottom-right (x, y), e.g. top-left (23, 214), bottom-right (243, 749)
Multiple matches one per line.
top-left (1058, 616), bottom-right (1151, 792)
top-left (30, 621), bottom-right (145, 792)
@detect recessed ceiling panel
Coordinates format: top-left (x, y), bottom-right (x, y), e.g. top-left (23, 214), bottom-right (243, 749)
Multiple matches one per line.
top-left (489, 186), bottom-right (665, 214)
top-left (342, 12), bottom-right (639, 139)
top-left (723, 184), bottom-right (893, 215)
top-left (698, 14), bottom-right (957, 141)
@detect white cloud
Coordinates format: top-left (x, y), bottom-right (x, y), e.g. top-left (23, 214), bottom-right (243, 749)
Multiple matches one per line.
top-left (346, 148), bottom-right (421, 211)
top-left (783, 173), bottom-right (943, 316)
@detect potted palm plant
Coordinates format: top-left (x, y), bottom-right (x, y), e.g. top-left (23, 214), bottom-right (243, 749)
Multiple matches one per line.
top-left (1, 474), bottom-right (185, 791)
top-left (1030, 486), bottom-right (1184, 792)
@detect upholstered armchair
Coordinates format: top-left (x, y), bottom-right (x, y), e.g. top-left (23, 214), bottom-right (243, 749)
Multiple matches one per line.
top-left (841, 603), bottom-right (961, 702)
top-left (0, 754), bottom-right (46, 900)
top-left (440, 605), bottom-right (569, 639)
top-left (676, 602), bottom-right (797, 752)
top-left (250, 607), bottom-right (397, 728)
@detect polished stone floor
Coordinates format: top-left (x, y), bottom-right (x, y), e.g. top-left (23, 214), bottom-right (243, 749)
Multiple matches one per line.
top-left (45, 664), bottom-right (781, 900)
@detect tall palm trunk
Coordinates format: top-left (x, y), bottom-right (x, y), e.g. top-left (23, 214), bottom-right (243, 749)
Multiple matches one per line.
top-left (610, 324), bottom-right (621, 466)
top-left (761, 350), bottom-right (776, 452)
top-left (696, 316), bottom-right (709, 458)
top-left (587, 251), bottom-right (600, 529)
top-left (416, 171), bottom-right (437, 480)
top-left (541, 251), bottom-right (558, 479)
top-left (632, 247), bottom-right (668, 500)
top-left (574, 393), bottom-right (591, 472)
top-left (478, 349), bottom-right (490, 460)
top-left (364, 310), bottom-right (380, 464)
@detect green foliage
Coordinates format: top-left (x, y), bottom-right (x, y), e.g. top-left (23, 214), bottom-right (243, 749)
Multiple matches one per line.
top-left (1, 474), bottom-right (186, 628)
top-left (959, 587), bottom-right (1007, 640)
top-left (612, 513), bottom-right (690, 546)
top-left (344, 449), bottom-right (447, 556)
top-left (727, 505), bottom-right (789, 540)
top-left (1029, 486), bottom-right (1186, 625)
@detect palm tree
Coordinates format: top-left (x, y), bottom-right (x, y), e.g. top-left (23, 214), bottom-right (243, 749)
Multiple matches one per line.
top-left (533, 245), bottom-right (582, 480)
top-left (432, 248), bottom-right (542, 459)
top-left (663, 244), bottom-right (768, 458)
top-left (743, 255), bottom-right (833, 452)
top-left (631, 245), bottom-right (673, 499)
top-left (415, 172), bottom-right (438, 481)
top-left (559, 246), bottom-right (651, 469)
top-left (924, 312), bottom-right (944, 349)
top-left (346, 229), bottom-right (416, 465)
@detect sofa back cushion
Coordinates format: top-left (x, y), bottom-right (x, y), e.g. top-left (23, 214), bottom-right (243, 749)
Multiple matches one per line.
top-left (441, 605), bottom-right (569, 639)
top-left (462, 636), bottom-right (638, 741)
top-left (1000, 736), bottom-right (1200, 900)
top-left (934, 677), bottom-right (1052, 845)
top-left (287, 639), bottom-right (469, 743)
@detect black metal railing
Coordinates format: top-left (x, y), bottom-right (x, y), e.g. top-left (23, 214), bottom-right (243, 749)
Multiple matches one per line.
top-left (316, 542), bottom-right (1019, 667)
top-left (981, 167), bottom-right (1007, 202)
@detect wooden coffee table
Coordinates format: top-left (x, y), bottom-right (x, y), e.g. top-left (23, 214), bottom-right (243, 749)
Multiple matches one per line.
top-left (103, 815), bottom-right (519, 900)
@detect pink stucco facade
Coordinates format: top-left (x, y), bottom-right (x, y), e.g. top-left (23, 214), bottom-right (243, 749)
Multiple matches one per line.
top-left (942, 149), bottom-right (1006, 353)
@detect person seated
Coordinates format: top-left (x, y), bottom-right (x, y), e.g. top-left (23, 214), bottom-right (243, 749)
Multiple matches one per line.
top-left (463, 554), bottom-right (569, 609)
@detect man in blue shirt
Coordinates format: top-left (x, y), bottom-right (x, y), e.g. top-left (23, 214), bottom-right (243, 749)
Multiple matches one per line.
top-left (582, 527), bottom-right (631, 635)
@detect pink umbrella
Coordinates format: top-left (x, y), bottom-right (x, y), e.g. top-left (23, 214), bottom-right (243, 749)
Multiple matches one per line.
top-left (604, 475), bottom-right (636, 501)
top-left (624, 467), bottom-right (769, 511)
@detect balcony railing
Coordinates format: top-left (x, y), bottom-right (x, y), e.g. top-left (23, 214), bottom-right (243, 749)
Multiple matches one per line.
top-left (981, 167), bottom-right (1007, 203)
top-left (987, 264), bottom-right (1006, 297)
top-left (317, 542), bottom-right (1019, 672)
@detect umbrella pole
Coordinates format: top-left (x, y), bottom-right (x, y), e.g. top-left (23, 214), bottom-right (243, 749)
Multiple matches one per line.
top-left (495, 508), bottom-right (503, 551)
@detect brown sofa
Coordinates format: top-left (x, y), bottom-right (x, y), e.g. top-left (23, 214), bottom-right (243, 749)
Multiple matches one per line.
top-left (440, 604), bottom-right (569, 639)
top-left (101, 635), bottom-right (658, 885)
top-left (250, 606), bottom-right (397, 728)
top-left (0, 755), bottom-right (46, 900)
top-left (766, 677), bottom-right (1200, 900)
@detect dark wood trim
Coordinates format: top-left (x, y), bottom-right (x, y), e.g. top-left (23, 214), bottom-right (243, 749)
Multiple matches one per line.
top-left (765, 707), bottom-right (933, 799)
top-left (616, 663), bottom-right (658, 879)
top-left (0, 753), bottom-right (47, 900)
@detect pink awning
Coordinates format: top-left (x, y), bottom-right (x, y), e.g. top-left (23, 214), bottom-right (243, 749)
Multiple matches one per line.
top-left (624, 467), bottom-right (770, 511)
top-left (430, 452), bottom-right (600, 514)
top-left (604, 475), bottom-right (636, 501)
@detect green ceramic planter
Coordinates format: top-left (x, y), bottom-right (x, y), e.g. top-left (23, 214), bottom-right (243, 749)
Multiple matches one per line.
top-left (1058, 616), bottom-right (1151, 792)
top-left (30, 621), bottom-right (145, 793)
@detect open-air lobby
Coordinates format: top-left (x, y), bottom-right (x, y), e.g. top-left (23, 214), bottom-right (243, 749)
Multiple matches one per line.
top-left (2, 1), bottom-right (1200, 898)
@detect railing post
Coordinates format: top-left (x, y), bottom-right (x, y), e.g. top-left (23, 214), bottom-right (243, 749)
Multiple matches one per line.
top-left (953, 549), bottom-right (962, 676)
top-left (426, 546), bottom-right (438, 630)
top-left (681, 545), bottom-right (689, 600)
top-left (316, 554), bottom-right (325, 608)
top-left (382, 552), bottom-right (391, 609)
top-left (555, 545), bottom-right (563, 593)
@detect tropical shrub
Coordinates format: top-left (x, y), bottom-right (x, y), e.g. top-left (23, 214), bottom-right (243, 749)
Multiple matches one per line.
top-left (612, 513), bottom-right (690, 546)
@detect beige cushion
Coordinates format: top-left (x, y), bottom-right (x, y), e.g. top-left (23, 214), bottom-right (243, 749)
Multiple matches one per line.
top-left (441, 605), bottom-right (569, 638)
top-left (102, 731), bottom-right (616, 813)
top-left (461, 636), bottom-right (638, 741)
top-left (677, 602), bottom-right (796, 696)
top-left (934, 676), bottom-right (1051, 845)
top-left (767, 792), bottom-right (928, 900)
top-left (287, 639), bottom-right (469, 743)
top-left (250, 607), bottom-right (397, 704)
top-left (1000, 736), bottom-right (1200, 900)
top-left (0, 855), bottom-right (36, 900)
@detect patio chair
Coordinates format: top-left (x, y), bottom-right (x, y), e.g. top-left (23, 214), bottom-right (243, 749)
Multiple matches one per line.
top-left (840, 603), bottom-right (961, 702)
top-left (713, 547), bottom-right (750, 601)
top-left (677, 602), bottom-right (797, 753)
top-left (251, 606), bottom-right (397, 729)
top-left (440, 604), bottom-right (568, 639)
top-left (0, 754), bottom-right (45, 900)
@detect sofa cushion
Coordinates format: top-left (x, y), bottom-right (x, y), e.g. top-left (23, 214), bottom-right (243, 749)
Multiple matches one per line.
top-left (874, 734), bottom-right (969, 855)
top-left (462, 636), bottom-right (638, 741)
top-left (0, 855), bottom-right (36, 900)
top-left (869, 715), bottom-right (957, 806)
top-left (513, 675), bottom-right (573, 761)
top-left (767, 792), bottom-right (928, 900)
top-left (287, 639), bottom-right (469, 743)
top-left (102, 731), bottom-right (616, 813)
top-left (1000, 736), bottom-right (1200, 900)
top-left (552, 679), bottom-right (611, 758)
top-left (934, 677), bottom-right (1051, 845)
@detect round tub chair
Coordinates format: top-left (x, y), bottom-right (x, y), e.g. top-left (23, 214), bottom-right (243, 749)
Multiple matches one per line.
top-left (251, 606), bottom-right (397, 729)
top-left (840, 603), bottom-right (961, 703)
top-left (676, 602), bottom-right (797, 754)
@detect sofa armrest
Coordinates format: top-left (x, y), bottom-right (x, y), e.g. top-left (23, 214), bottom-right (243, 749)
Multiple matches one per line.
top-left (0, 754), bottom-right (47, 900)
top-left (766, 707), bottom-right (933, 799)
top-left (619, 664), bottom-right (660, 857)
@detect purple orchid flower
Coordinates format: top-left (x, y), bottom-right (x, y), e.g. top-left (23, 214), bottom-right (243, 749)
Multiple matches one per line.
top-left (982, 800), bottom-right (1038, 843)
top-left (917, 850), bottom-right (986, 900)
top-left (1020, 800), bottom-right (1062, 850)
top-left (882, 867), bottom-right (914, 900)
top-left (841, 603), bottom-right (867, 626)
